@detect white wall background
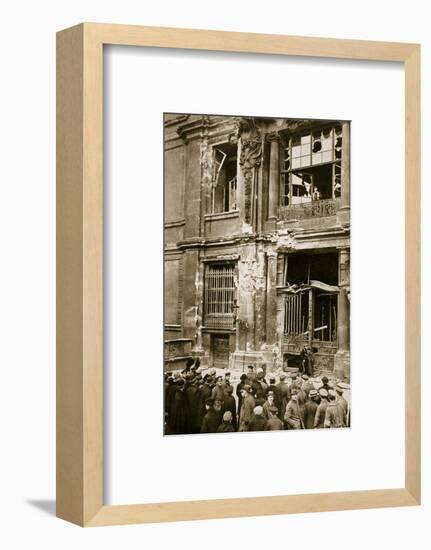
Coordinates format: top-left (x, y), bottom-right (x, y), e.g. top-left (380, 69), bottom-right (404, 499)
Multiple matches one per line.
top-left (0, 1), bottom-right (429, 548)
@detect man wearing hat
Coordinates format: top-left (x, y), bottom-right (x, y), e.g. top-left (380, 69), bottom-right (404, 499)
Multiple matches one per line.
top-left (324, 390), bottom-right (345, 428)
top-left (252, 367), bottom-right (268, 403)
top-left (217, 411), bottom-right (235, 433)
top-left (248, 406), bottom-right (268, 431)
top-left (200, 398), bottom-right (221, 433)
top-left (266, 376), bottom-right (282, 413)
top-left (304, 389), bottom-right (320, 429)
top-left (314, 388), bottom-right (330, 428)
top-left (239, 384), bottom-right (256, 431)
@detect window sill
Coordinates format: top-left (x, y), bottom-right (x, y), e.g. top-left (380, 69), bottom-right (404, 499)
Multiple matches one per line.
top-left (204, 210), bottom-right (239, 221)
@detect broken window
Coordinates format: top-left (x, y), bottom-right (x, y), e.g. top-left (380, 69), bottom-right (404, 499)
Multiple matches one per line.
top-left (284, 252), bottom-right (338, 343)
top-left (210, 142), bottom-right (238, 213)
top-left (204, 263), bottom-right (236, 329)
top-left (280, 125), bottom-right (343, 206)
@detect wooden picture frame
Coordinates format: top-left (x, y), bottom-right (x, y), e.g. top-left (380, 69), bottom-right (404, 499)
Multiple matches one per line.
top-left (56, 22), bottom-right (421, 527)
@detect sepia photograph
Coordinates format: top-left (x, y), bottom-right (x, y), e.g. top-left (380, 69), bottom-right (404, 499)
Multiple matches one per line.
top-left (164, 113), bottom-right (351, 436)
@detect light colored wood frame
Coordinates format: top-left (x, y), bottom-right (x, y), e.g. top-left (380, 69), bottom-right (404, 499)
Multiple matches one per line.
top-left (56, 23), bottom-right (421, 527)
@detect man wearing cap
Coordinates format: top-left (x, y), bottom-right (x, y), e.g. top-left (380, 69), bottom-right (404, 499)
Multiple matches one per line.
top-left (335, 385), bottom-right (349, 427)
top-left (217, 411), bottom-right (235, 433)
top-left (324, 390), bottom-right (345, 428)
top-left (239, 385), bottom-right (256, 431)
top-left (284, 389), bottom-right (305, 429)
top-left (314, 388), bottom-right (330, 428)
top-left (201, 398), bottom-right (221, 433)
top-left (224, 371), bottom-right (233, 391)
top-left (304, 389), bottom-right (320, 429)
top-left (248, 406), bottom-right (268, 431)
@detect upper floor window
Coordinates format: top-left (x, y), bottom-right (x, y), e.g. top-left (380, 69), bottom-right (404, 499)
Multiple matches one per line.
top-left (210, 142), bottom-right (238, 214)
top-left (280, 126), bottom-right (342, 206)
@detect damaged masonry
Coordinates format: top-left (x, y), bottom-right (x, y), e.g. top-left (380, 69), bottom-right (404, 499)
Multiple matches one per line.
top-left (164, 114), bottom-right (350, 381)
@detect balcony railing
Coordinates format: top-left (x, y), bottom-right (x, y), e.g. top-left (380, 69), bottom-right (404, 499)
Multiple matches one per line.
top-left (279, 198), bottom-right (340, 221)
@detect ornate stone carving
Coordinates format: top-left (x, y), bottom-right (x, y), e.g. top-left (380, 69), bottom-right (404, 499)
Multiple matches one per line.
top-left (238, 118), bottom-right (263, 224)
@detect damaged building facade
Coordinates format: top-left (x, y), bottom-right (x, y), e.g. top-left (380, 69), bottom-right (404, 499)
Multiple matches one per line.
top-left (164, 114), bottom-right (350, 380)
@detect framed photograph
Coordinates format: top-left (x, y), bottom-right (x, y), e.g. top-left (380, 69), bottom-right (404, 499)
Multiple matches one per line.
top-left (56, 23), bottom-right (421, 526)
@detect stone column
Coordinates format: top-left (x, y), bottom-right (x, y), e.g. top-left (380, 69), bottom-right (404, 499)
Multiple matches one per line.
top-left (267, 133), bottom-right (280, 229)
top-left (265, 252), bottom-right (278, 345)
top-left (337, 121), bottom-right (350, 225)
top-left (334, 247), bottom-right (350, 379)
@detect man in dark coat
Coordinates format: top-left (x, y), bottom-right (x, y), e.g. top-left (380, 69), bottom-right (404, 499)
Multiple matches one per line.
top-left (197, 375), bottom-right (213, 427)
top-left (217, 411), bottom-right (235, 433)
top-left (304, 389), bottom-right (319, 429)
top-left (252, 367), bottom-right (268, 404)
top-left (266, 377), bottom-right (282, 412)
top-left (201, 398), bottom-right (221, 433)
top-left (185, 377), bottom-right (201, 433)
top-left (248, 406), bottom-right (268, 431)
top-left (223, 385), bottom-right (237, 431)
top-left (239, 385), bottom-right (256, 431)
top-left (314, 388), bottom-right (330, 428)
top-left (276, 372), bottom-right (290, 423)
top-left (170, 379), bottom-right (190, 434)
top-left (236, 373), bottom-right (248, 420)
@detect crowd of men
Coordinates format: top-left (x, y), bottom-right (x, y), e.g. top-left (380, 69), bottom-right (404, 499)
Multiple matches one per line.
top-left (164, 358), bottom-right (350, 435)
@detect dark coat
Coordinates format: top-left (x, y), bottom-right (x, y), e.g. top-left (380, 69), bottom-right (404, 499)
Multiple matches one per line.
top-left (223, 394), bottom-right (237, 431)
top-left (217, 421), bottom-right (234, 433)
top-left (248, 414), bottom-right (268, 432)
top-left (201, 408), bottom-right (221, 433)
top-left (276, 381), bottom-right (290, 421)
top-left (170, 388), bottom-right (190, 434)
top-left (185, 384), bottom-right (200, 432)
top-left (198, 383), bottom-right (212, 423)
top-left (266, 384), bottom-right (282, 411)
top-left (252, 378), bottom-right (268, 401)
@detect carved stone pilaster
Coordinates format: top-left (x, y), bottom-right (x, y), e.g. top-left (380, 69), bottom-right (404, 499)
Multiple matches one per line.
top-left (238, 118), bottom-right (263, 225)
